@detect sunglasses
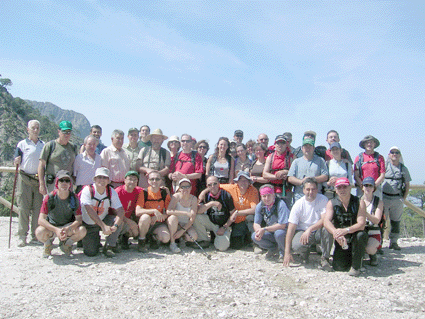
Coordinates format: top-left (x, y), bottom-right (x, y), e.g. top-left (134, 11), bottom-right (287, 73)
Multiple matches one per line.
top-left (61, 130), bottom-right (72, 135)
top-left (207, 182), bottom-right (218, 187)
top-left (363, 184), bottom-right (374, 188)
top-left (58, 178), bottom-right (71, 183)
top-left (180, 185), bottom-right (191, 189)
top-left (181, 140), bottom-right (192, 143)
top-left (149, 178), bottom-right (161, 182)
top-left (336, 185), bottom-right (348, 189)
top-left (96, 176), bottom-right (109, 180)
top-left (198, 145), bottom-right (208, 149)
top-left (390, 151), bottom-right (400, 155)
top-left (259, 138), bottom-right (269, 141)
top-left (235, 134), bottom-right (243, 137)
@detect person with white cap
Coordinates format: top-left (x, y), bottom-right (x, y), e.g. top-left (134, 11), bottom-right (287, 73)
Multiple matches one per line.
top-left (136, 128), bottom-right (171, 188)
top-left (324, 177), bottom-right (368, 276)
top-left (80, 167), bottom-right (125, 257)
top-left (167, 135), bottom-right (181, 161)
top-left (36, 170), bottom-right (86, 258)
top-left (354, 135), bottom-right (386, 198)
top-left (382, 146), bottom-right (411, 250)
top-left (123, 127), bottom-right (142, 171)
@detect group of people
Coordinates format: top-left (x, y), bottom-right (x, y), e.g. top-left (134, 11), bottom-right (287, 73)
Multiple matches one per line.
top-left (13, 120), bottom-right (411, 276)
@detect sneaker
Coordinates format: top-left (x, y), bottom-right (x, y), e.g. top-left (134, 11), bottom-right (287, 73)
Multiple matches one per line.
top-left (301, 251), bottom-right (310, 264)
top-left (277, 254), bottom-right (284, 263)
top-left (253, 246), bottom-right (266, 254)
top-left (377, 247), bottom-right (384, 255)
top-left (43, 243), bottom-right (53, 258)
top-left (120, 235), bottom-right (130, 250)
top-left (149, 237), bottom-right (160, 250)
top-left (30, 236), bottom-right (41, 245)
top-left (369, 254), bottom-right (378, 266)
top-left (102, 244), bottom-right (116, 258)
top-left (178, 240), bottom-right (186, 249)
top-left (18, 238), bottom-right (26, 247)
top-left (170, 242), bottom-right (181, 253)
top-left (320, 257), bottom-right (333, 272)
top-left (265, 249), bottom-right (278, 260)
top-left (77, 240), bottom-right (83, 248)
top-left (138, 239), bottom-right (148, 253)
top-left (389, 242), bottom-right (401, 250)
top-left (60, 243), bottom-right (74, 257)
top-left (190, 240), bottom-right (209, 249)
top-left (348, 267), bottom-right (361, 277)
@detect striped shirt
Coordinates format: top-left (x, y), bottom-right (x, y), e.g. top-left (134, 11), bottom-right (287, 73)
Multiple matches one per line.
top-left (74, 151), bottom-right (102, 187)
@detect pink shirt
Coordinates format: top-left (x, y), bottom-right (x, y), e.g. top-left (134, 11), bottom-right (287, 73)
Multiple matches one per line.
top-left (100, 146), bottom-right (130, 183)
top-left (354, 152), bottom-right (385, 181)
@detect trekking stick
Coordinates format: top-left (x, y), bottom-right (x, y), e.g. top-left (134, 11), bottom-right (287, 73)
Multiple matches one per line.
top-left (178, 224), bottom-right (211, 260)
top-left (8, 164), bottom-right (19, 249)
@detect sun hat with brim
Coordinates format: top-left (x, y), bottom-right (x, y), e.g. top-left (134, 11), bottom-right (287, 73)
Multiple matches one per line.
top-left (362, 176), bottom-right (375, 186)
top-left (359, 135), bottom-right (380, 149)
top-left (335, 177), bottom-right (350, 187)
top-left (147, 128), bottom-right (168, 141)
top-left (168, 135), bottom-right (180, 144)
top-left (59, 121), bottom-right (72, 131)
top-left (233, 171), bottom-right (252, 183)
top-left (178, 178), bottom-right (191, 186)
top-left (302, 137), bottom-right (315, 147)
top-left (330, 142), bottom-right (341, 149)
top-left (93, 167), bottom-right (110, 181)
top-left (125, 170), bottom-right (140, 179)
top-left (56, 170), bottom-right (71, 179)
top-left (389, 146), bottom-right (400, 152)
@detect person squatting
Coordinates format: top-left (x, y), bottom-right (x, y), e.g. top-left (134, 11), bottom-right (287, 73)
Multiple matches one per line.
top-left (14, 121), bottom-right (411, 277)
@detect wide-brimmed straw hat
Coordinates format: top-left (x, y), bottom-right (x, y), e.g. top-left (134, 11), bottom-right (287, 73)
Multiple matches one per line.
top-left (359, 135), bottom-right (380, 149)
top-left (147, 128), bottom-right (168, 141)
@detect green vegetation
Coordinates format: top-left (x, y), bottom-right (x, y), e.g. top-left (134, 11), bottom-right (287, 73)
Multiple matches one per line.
top-left (401, 186), bottom-right (425, 238)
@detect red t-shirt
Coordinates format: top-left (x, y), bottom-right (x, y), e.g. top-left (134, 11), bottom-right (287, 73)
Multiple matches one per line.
top-left (270, 149), bottom-right (293, 192)
top-left (115, 185), bottom-right (142, 218)
top-left (354, 152), bottom-right (385, 181)
top-left (170, 152), bottom-right (204, 194)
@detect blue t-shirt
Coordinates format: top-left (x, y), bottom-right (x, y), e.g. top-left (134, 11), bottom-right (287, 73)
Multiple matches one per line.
top-left (254, 198), bottom-right (290, 227)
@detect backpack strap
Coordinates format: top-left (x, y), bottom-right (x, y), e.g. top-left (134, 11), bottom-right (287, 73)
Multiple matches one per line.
top-left (357, 152), bottom-right (381, 180)
top-left (45, 140), bottom-right (56, 169)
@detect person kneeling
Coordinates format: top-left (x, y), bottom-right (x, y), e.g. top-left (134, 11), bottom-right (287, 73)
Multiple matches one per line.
top-left (36, 170), bottom-right (86, 258)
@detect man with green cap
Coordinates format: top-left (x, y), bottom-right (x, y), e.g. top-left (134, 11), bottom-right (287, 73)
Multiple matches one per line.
top-left (288, 136), bottom-right (329, 202)
top-left (38, 121), bottom-right (78, 195)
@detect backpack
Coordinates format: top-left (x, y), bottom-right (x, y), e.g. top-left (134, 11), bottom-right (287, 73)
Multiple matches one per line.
top-left (143, 188), bottom-right (168, 204)
top-left (77, 184), bottom-right (112, 210)
top-left (45, 140), bottom-right (78, 168)
top-left (141, 146), bottom-right (167, 168)
top-left (47, 191), bottom-right (78, 222)
top-left (209, 153), bottom-right (232, 176)
top-left (314, 146), bottom-right (327, 160)
top-left (206, 191), bottom-right (231, 227)
top-left (356, 152), bottom-right (381, 180)
top-left (258, 197), bottom-right (282, 227)
top-left (175, 150), bottom-right (197, 171)
top-left (384, 162), bottom-right (407, 196)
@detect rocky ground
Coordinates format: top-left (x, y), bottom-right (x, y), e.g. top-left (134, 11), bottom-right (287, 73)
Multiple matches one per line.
top-left (1, 216), bottom-right (425, 319)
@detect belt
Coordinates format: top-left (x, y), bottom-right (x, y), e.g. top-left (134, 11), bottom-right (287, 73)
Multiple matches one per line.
top-left (19, 170), bottom-right (39, 180)
top-left (383, 192), bottom-right (401, 197)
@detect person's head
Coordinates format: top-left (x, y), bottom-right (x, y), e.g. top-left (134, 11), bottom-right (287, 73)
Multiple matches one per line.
top-left (58, 121), bottom-right (73, 143)
top-left (27, 120), bottom-right (40, 139)
top-left (362, 176), bottom-right (376, 193)
top-left (127, 128), bottom-right (139, 145)
top-left (124, 171), bottom-right (140, 192)
top-left (335, 177), bottom-right (351, 198)
top-left (140, 125), bottom-right (150, 138)
top-left (302, 177), bottom-right (319, 202)
top-left (206, 176), bottom-right (220, 195)
top-left (90, 125), bottom-right (102, 139)
top-left (388, 146), bottom-right (402, 164)
top-left (167, 135), bottom-right (181, 152)
top-left (234, 171), bottom-right (252, 193)
top-left (93, 167), bottom-right (110, 189)
top-left (215, 137), bottom-right (230, 156)
top-left (236, 143), bottom-right (247, 159)
top-left (147, 170), bottom-right (162, 189)
top-left (253, 142), bottom-right (267, 159)
top-left (196, 140), bottom-right (209, 157)
top-left (55, 170), bottom-right (72, 191)
top-left (303, 130), bottom-right (316, 142)
top-left (257, 133), bottom-right (269, 147)
top-left (148, 129), bottom-right (167, 150)
top-left (246, 139), bottom-right (255, 154)
top-left (84, 135), bottom-right (99, 155)
top-left (282, 132), bottom-right (292, 146)
top-left (259, 184), bottom-right (275, 206)
top-left (191, 138), bottom-right (197, 150)
top-left (329, 142), bottom-right (342, 160)
top-left (274, 135), bottom-right (287, 154)
top-left (302, 137), bottom-right (315, 159)
top-left (359, 135), bottom-right (380, 152)
top-left (234, 130), bottom-right (244, 143)
top-left (180, 134), bottom-right (193, 152)
top-left (326, 130), bottom-right (340, 145)
top-left (111, 129), bottom-right (125, 150)
top-left (178, 178), bottom-right (192, 194)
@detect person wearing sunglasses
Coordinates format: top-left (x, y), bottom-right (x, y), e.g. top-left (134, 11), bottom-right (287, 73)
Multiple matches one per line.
top-left (36, 170), bottom-right (86, 258)
top-left (38, 120), bottom-right (78, 195)
top-left (382, 146), bottom-right (411, 250)
top-left (324, 177), bottom-right (368, 276)
top-left (233, 130), bottom-right (244, 144)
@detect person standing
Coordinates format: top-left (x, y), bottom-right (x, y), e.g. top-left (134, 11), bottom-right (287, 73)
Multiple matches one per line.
top-left (14, 120), bottom-right (45, 246)
top-left (138, 125), bottom-right (152, 149)
top-left (382, 146), bottom-right (411, 250)
top-left (38, 121), bottom-right (78, 195)
top-left (74, 135), bottom-right (101, 194)
top-left (80, 125), bottom-right (106, 155)
top-left (123, 128), bottom-right (142, 172)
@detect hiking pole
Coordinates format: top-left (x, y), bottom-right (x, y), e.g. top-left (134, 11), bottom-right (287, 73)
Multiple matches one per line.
top-left (178, 224), bottom-right (211, 260)
top-left (8, 164), bottom-right (19, 249)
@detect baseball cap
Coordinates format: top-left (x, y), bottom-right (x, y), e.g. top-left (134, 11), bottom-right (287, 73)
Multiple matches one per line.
top-left (59, 121), bottom-right (72, 131)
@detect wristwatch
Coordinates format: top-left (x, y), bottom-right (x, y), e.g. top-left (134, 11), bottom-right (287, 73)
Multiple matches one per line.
top-left (114, 224), bottom-right (119, 228)
top-left (345, 227), bottom-right (350, 233)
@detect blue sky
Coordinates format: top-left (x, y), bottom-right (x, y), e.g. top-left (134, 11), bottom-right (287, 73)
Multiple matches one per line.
top-left (1, 1), bottom-right (424, 183)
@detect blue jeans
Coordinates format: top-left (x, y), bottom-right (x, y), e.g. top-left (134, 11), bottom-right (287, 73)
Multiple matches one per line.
top-left (252, 229), bottom-right (287, 256)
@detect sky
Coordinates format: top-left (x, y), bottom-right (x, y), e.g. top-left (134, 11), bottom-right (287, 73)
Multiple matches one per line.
top-left (1, 1), bottom-right (424, 183)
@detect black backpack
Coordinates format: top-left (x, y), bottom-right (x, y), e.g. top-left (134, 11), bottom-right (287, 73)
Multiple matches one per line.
top-left (356, 152), bottom-right (381, 180)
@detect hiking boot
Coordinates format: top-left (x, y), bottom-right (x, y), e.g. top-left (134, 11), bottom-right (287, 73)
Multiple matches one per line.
top-left (30, 236), bottom-right (41, 245)
top-left (389, 242), bottom-right (401, 250)
top-left (169, 242), bottom-right (181, 253)
top-left (18, 238), bottom-right (26, 247)
top-left (277, 253), bottom-right (284, 263)
top-left (377, 247), bottom-right (384, 255)
top-left (77, 240), bottom-right (83, 248)
top-left (301, 251), bottom-right (310, 264)
top-left (348, 267), bottom-right (361, 277)
top-left (178, 240), bottom-right (186, 249)
top-left (60, 243), bottom-right (74, 257)
top-left (320, 257), bottom-right (333, 272)
top-left (43, 243), bottom-right (53, 258)
top-left (369, 254), bottom-right (378, 266)
top-left (149, 237), bottom-right (160, 250)
top-left (265, 249), bottom-right (278, 260)
top-left (120, 235), bottom-right (130, 250)
top-left (102, 244), bottom-right (116, 258)
top-left (138, 239), bottom-right (148, 253)
top-left (253, 245), bottom-right (266, 254)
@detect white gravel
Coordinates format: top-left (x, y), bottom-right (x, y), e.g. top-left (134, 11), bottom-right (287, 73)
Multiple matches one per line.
top-left (1, 217), bottom-right (425, 319)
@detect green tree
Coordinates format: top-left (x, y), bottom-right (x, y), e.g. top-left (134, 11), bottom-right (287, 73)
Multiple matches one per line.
top-left (401, 183), bottom-right (425, 238)
top-left (0, 75), bottom-right (13, 88)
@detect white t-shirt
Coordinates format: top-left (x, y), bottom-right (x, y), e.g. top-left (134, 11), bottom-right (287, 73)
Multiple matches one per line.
top-left (288, 194), bottom-right (328, 231)
top-left (80, 184), bottom-right (123, 225)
